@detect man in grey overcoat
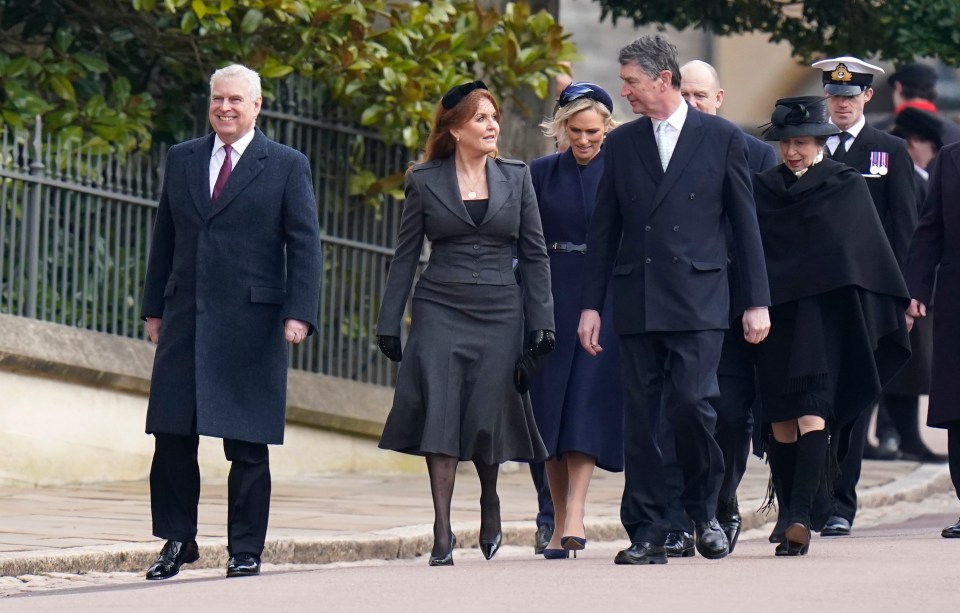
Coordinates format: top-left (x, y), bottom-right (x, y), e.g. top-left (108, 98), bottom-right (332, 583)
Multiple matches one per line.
top-left (140, 64), bottom-right (322, 580)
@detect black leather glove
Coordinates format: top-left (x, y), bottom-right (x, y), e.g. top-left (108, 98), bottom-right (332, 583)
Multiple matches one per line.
top-left (529, 329), bottom-right (556, 357)
top-left (377, 335), bottom-right (403, 362)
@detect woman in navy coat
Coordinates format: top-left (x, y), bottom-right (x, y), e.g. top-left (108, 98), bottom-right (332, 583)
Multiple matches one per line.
top-left (528, 83), bottom-right (623, 559)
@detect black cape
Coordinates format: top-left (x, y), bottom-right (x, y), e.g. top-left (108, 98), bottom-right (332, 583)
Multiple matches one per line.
top-left (753, 159), bottom-right (911, 427)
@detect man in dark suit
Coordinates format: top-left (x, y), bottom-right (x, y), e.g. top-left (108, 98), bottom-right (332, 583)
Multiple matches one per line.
top-left (810, 56), bottom-right (917, 537)
top-left (578, 34), bottom-right (771, 565)
top-left (140, 64), bottom-right (322, 580)
top-left (905, 142), bottom-right (960, 538)
top-left (655, 60), bottom-right (778, 557)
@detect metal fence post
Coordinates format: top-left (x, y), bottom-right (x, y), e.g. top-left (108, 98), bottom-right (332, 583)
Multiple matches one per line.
top-left (25, 117), bottom-right (44, 319)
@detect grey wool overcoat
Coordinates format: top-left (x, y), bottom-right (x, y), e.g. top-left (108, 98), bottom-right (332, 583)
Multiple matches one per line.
top-left (140, 129), bottom-right (322, 444)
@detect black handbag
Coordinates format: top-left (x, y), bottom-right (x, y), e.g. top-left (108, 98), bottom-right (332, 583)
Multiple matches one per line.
top-left (513, 346), bottom-right (544, 394)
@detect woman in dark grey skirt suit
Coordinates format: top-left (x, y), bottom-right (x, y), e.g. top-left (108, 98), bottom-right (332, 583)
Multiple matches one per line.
top-left (375, 81), bottom-right (556, 566)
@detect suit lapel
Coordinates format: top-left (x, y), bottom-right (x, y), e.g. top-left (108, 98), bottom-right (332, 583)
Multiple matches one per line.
top-left (481, 156), bottom-right (510, 226)
top-left (423, 157), bottom-right (475, 227)
top-left (630, 117), bottom-right (663, 183)
top-left (843, 125), bottom-right (876, 172)
top-left (650, 108), bottom-right (705, 211)
top-left (187, 133), bottom-right (216, 219)
top-left (209, 129), bottom-right (267, 219)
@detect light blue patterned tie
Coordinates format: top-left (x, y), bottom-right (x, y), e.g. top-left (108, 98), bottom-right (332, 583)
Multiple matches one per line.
top-left (656, 121), bottom-right (670, 171)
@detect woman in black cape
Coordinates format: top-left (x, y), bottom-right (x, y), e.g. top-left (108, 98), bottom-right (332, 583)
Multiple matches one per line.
top-left (753, 96), bottom-right (912, 556)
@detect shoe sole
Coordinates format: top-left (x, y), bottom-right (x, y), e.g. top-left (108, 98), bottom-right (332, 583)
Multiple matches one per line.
top-left (226, 569), bottom-right (260, 577)
top-left (942, 532), bottom-right (960, 538)
top-left (820, 528), bottom-right (851, 537)
top-left (614, 555), bottom-right (667, 565)
top-left (694, 544), bottom-right (728, 560)
top-left (665, 547), bottom-right (695, 558)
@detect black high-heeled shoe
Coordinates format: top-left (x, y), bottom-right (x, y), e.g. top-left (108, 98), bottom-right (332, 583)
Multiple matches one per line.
top-left (429, 533), bottom-right (457, 566)
top-left (479, 530), bottom-right (502, 560)
top-left (560, 534), bottom-right (587, 558)
top-left (780, 523), bottom-right (810, 557)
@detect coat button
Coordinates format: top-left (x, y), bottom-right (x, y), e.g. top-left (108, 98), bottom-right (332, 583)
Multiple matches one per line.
top-left (644, 225), bottom-right (651, 231)
top-left (472, 272), bottom-right (479, 278)
top-left (474, 244), bottom-right (480, 250)
top-left (673, 225), bottom-right (680, 231)
top-left (672, 257), bottom-right (679, 263)
top-left (689, 193), bottom-right (695, 200)
top-left (645, 257), bottom-right (652, 264)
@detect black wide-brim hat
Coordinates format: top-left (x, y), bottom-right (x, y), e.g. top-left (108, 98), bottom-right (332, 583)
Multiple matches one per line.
top-left (762, 96), bottom-right (841, 141)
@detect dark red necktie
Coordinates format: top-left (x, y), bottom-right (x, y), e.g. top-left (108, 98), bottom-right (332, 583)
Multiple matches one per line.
top-left (211, 143), bottom-right (232, 202)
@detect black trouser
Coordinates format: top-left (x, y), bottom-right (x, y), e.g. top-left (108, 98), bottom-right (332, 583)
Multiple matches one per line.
top-left (529, 461), bottom-right (554, 529)
top-left (830, 408), bottom-right (872, 523)
top-left (150, 433), bottom-right (272, 556)
top-left (619, 330), bottom-right (724, 545)
top-left (663, 369), bottom-right (754, 532)
top-left (949, 422), bottom-right (960, 501)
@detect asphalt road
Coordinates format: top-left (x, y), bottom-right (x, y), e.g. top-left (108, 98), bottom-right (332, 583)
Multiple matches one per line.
top-left (4, 494), bottom-right (958, 613)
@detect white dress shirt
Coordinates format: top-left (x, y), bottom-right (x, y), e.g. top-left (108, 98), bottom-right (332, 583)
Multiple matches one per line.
top-left (209, 128), bottom-right (256, 196)
top-left (827, 115), bottom-right (865, 156)
top-left (652, 101), bottom-right (689, 169)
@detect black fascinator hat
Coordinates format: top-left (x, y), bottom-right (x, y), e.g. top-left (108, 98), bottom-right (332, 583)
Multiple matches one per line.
top-left (441, 80), bottom-right (488, 110)
top-left (761, 96), bottom-right (840, 141)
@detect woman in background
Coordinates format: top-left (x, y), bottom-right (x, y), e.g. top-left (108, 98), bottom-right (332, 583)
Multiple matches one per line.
top-left (528, 82), bottom-right (623, 559)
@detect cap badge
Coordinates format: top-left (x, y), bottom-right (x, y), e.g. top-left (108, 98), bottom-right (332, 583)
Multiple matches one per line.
top-left (831, 64), bottom-right (853, 83)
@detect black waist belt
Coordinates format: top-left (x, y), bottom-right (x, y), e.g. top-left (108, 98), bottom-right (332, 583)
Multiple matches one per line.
top-left (547, 242), bottom-right (587, 254)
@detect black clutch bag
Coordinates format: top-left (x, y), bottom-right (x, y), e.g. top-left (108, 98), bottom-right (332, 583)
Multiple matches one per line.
top-left (513, 346), bottom-right (544, 394)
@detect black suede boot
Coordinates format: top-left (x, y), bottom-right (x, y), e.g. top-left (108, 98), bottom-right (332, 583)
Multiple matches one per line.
top-left (783, 429), bottom-right (829, 556)
top-left (766, 439), bottom-right (797, 548)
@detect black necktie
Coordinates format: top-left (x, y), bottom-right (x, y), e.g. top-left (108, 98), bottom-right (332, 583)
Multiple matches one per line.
top-left (833, 132), bottom-right (852, 162)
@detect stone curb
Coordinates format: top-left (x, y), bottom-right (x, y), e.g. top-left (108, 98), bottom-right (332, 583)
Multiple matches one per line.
top-left (0, 463), bottom-right (950, 577)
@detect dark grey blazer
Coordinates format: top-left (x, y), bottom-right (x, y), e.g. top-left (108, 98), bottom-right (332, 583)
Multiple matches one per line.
top-left (377, 155), bottom-right (554, 337)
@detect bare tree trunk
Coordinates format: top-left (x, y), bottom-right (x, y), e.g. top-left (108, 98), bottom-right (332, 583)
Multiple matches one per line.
top-left (481, 0), bottom-right (561, 162)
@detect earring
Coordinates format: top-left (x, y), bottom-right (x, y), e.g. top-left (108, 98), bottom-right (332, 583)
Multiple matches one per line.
top-left (456, 136), bottom-right (460, 142)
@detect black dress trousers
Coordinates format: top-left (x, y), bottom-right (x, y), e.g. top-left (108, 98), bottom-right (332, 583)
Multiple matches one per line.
top-left (150, 433), bottom-right (272, 556)
top-left (619, 330), bottom-right (725, 545)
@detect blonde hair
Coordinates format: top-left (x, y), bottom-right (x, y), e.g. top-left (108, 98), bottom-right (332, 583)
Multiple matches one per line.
top-left (540, 98), bottom-right (619, 150)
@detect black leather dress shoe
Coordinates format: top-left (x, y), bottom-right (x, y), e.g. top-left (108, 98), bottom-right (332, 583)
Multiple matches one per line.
top-left (664, 530), bottom-right (694, 558)
top-left (942, 518), bottom-right (960, 538)
top-left (899, 445), bottom-right (949, 464)
top-left (145, 540), bottom-right (199, 580)
top-left (694, 519), bottom-right (729, 560)
top-left (534, 524), bottom-right (554, 555)
top-left (863, 438), bottom-right (901, 460)
top-left (226, 552), bottom-right (261, 577)
top-left (820, 515), bottom-right (852, 537)
top-left (717, 498), bottom-right (742, 553)
top-left (614, 542), bottom-right (667, 565)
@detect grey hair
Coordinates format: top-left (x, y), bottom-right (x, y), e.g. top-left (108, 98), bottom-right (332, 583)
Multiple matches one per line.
top-left (210, 64), bottom-right (262, 100)
top-left (618, 34), bottom-right (681, 90)
top-left (540, 98), bottom-right (619, 149)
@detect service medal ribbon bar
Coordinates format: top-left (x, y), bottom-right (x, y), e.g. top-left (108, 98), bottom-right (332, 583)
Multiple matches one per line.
top-left (869, 151), bottom-right (889, 176)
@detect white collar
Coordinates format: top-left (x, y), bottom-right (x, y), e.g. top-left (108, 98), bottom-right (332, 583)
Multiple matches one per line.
top-left (828, 115), bottom-right (865, 139)
top-left (213, 128), bottom-right (256, 157)
top-left (653, 99), bottom-right (688, 133)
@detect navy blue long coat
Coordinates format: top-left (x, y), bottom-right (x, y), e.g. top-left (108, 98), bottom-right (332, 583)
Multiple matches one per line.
top-left (528, 148), bottom-right (623, 472)
top-left (140, 130), bottom-right (322, 445)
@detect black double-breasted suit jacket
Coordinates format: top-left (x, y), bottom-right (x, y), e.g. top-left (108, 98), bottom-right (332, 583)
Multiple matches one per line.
top-left (836, 124), bottom-right (917, 267)
top-left (582, 107), bottom-right (770, 334)
top-left (141, 129), bottom-right (322, 445)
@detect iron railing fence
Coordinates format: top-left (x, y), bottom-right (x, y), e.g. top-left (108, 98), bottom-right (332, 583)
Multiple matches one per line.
top-left (0, 77), bottom-right (411, 386)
